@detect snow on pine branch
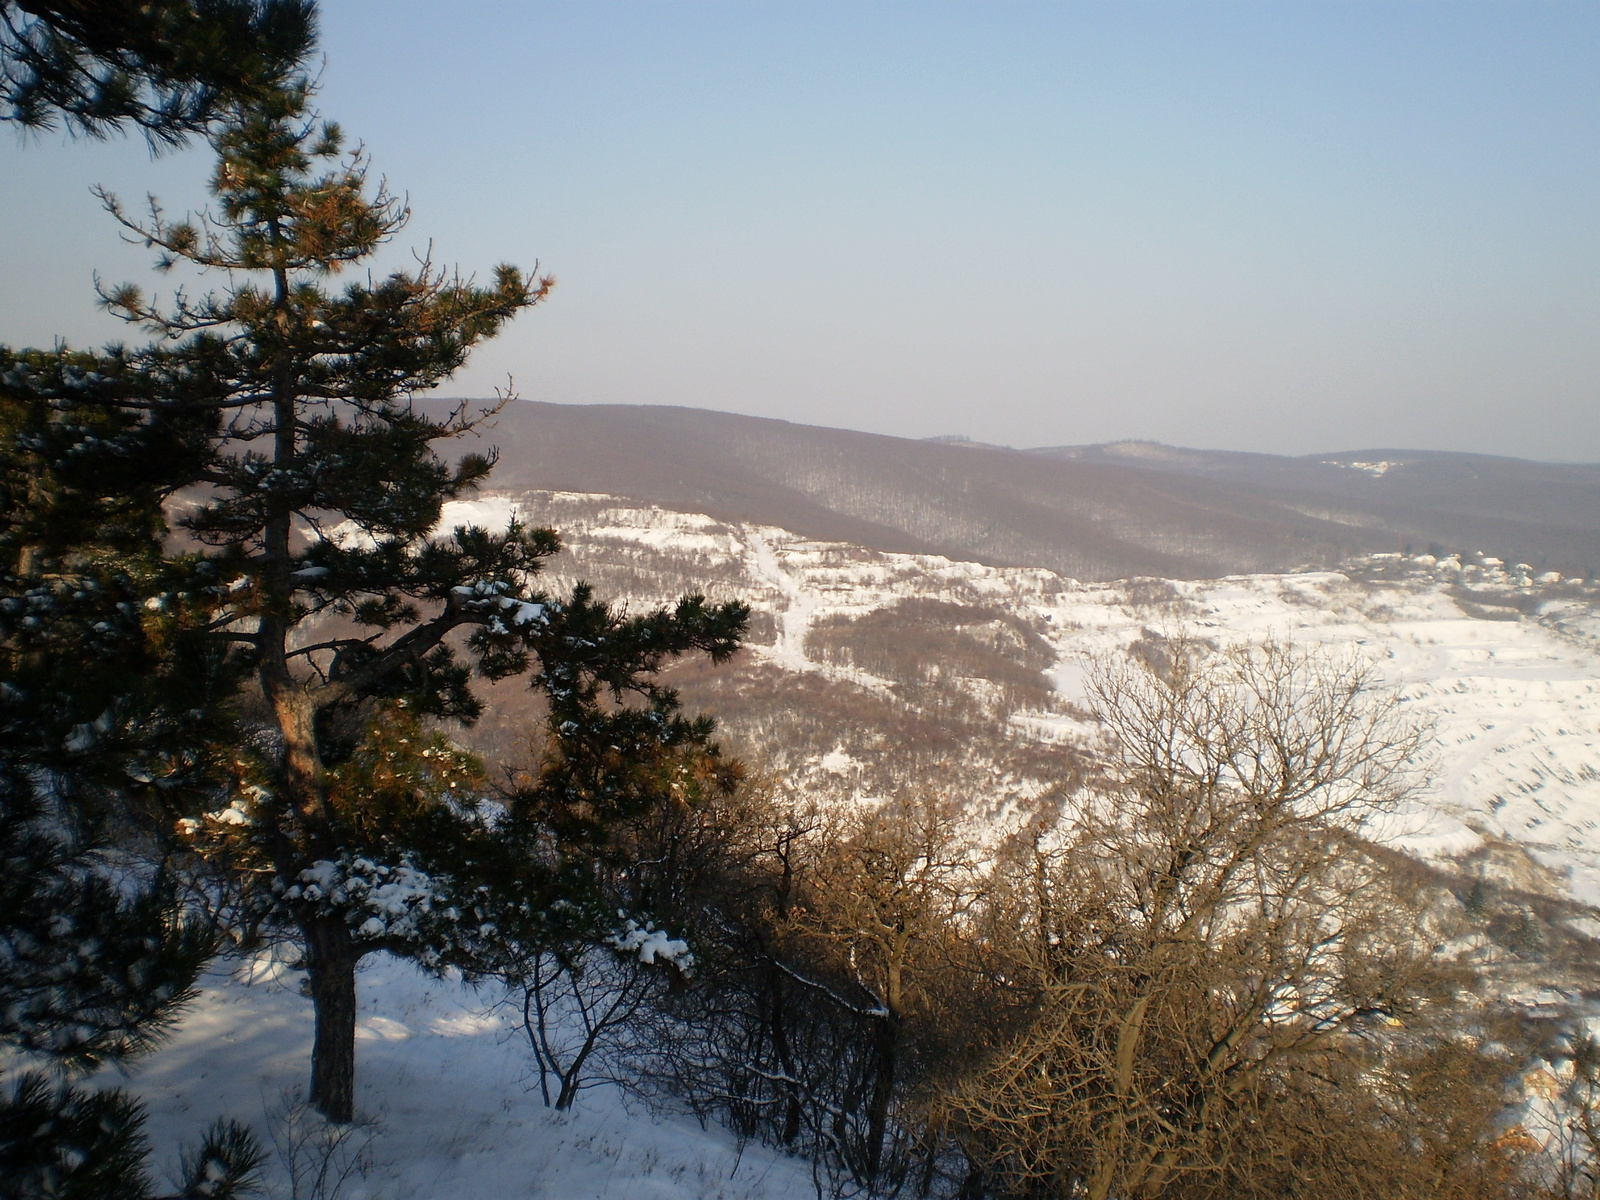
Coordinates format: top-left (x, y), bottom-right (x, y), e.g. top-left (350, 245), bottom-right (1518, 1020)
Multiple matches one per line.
top-left (605, 918), bottom-right (694, 975)
top-left (276, 856), bottom-right (490, 968)
top-left (450, 580), bottom-right (547, 633)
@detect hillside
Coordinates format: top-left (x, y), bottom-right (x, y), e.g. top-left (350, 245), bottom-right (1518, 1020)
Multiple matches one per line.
top-left (1034, 440), bottom-right (1600, 573)
top-left (452, 491), bottom-right (1600, 915)
top-left (432, 400), bottom-right (1600, 581)
top-left (97, 489), bottom-right (1600, 1195)
top-left (108, 491), bottom-right (1600, 1196)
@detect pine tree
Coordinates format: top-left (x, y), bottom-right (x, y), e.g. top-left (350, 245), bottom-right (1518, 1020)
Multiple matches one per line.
top-left (77, 84), bottom-right (747, 1124)
top-left (2, 0), bottom-right (317, 144)
top-left (0, 349), bottom-right (262, 1198)
top-left (3, 7), bottom-right (319, 1191)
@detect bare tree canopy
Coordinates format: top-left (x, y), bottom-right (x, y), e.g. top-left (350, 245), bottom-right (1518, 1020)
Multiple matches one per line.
top-left (939, 637), bottom-right (1515, 1200)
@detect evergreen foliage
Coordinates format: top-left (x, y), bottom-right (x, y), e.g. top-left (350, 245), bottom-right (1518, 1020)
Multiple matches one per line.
top-left (3, 81), bottom-right (747, 1126)
top-left (1, 26), bottom-right (320, 1185)
top-left (1, 0), bottom-right (317, 144)
top-left (4, 34), bottom-right (743, 1197)
top-left (0, 349), bottom-right (259, 1198)
top-left (0, 1078), bottom-right (264, 1200)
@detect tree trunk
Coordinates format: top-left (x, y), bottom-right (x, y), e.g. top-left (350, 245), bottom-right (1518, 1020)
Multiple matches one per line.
top-left (305, 915), bottom-right (359, 1123)
top-left (864, 1010), bottom-right (899, 1181)
top-left (765, 962), bottom-right (802, 1145)
top-left (554, 1065), bottom-right (584, 1111)
top-left (768, 843), bottom-right (804, 1145)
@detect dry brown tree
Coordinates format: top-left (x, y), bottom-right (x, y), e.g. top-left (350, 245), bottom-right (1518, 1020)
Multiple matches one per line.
top-left (939, 636), bottom-right (1522, 1200)
top-left (776, 789), bottom-right (988, 1188)
top-left (820, 792), bottom-right (1062, 1198)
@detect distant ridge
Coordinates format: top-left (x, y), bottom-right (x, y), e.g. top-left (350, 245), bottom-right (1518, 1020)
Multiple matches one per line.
top-left (432, 401), bottom-right (1600, 581)
top-left (1029, 441), bottom-right (1600, 564)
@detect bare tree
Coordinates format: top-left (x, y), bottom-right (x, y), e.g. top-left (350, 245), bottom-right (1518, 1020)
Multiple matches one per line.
top-left (1542, 1034), bottom-right (1600, 1200)
top-left (515, 945), bottom-right (670, 1111)
top-left (266, 1088), bottom-right (382, 1200)
top-left (939, 636), bottom-right (1514, 1200)
top-left (786, 790), bottom-right (986, 1187)
top-left (625, 781), bottom-right (997, 1195)
top-left (615, 780), bottom-right (835, 1151)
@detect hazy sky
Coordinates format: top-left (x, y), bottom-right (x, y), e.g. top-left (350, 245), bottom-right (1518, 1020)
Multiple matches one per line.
top-left (3, 2), bottom-right (1597, 459)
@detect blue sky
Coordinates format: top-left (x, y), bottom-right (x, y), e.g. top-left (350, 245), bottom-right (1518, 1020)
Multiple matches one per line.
top-left (3, 2), bottom-right (1596, 459)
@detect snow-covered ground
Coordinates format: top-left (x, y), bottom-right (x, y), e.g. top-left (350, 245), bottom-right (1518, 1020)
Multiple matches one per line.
top-left (1044, 572), bottom-right (1600, 905)
top-left (126, 955), bottom-right (811, 1200)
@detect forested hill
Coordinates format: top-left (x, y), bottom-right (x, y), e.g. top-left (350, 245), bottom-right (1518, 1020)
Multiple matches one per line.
top-left (435, 400), bottom-right (1600, 581)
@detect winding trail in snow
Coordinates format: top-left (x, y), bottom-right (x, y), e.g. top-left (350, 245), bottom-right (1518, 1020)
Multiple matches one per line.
top-left (744, 527), bottom-right (819, 674)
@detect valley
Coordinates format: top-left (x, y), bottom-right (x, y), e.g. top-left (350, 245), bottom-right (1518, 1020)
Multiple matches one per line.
top-left (438, 490), bottom-right (1600, 1034)
top-left (112, 488), bottom-right (1600, 1197)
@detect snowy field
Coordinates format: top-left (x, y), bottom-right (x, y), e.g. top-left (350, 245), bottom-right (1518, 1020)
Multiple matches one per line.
top-left (458, 495), bottom-right (1600, 907)
top-left (110, 495), bottom-right (1600, 1195)
top-left (1044, 572), bottom-right (1600, 905)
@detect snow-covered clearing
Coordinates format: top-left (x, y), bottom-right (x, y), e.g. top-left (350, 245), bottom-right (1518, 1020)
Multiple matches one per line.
top-left (650, 509), bottom-right (1600, 904)
top-left (123, 955), bottom-right (810, 1200)
top-left (743, 526), bottom-right (818, 675)
top-left (1038, 573), bottom-right (1600, 904)
top-left (583, 506), bottom-right (1600, 907)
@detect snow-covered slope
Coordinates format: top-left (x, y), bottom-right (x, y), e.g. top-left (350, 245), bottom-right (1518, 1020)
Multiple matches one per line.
top-left (126, 955), bottom-right (811, 1199)
top-left (453, 492), bottom-right (1600, 907)
top-left (1054, 571), bottom-right (1600, 905)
